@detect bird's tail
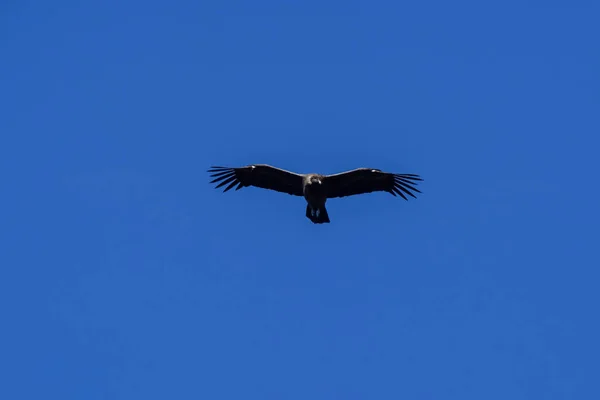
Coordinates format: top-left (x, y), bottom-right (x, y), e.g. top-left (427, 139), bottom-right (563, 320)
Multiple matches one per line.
top-left (317, 206), bottom-right (330, 223)
top-left (306, 204), bottom-right (330, 224)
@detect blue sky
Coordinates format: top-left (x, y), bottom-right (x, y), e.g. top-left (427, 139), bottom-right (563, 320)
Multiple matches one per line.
top-left (1, 1), bottom-right (599, 398)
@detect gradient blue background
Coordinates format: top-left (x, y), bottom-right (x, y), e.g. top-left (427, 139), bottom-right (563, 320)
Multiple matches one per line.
top-left (1, 1), bottom-right (599, 399)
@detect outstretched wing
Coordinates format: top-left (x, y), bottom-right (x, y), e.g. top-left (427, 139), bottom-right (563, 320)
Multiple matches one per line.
top-left (208, 164), bottom-right (304, 196)
top-left (322, 168), bottom-right (423, 200)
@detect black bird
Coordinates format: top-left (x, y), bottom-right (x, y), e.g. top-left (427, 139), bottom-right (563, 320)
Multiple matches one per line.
top-left (208, 164), bottom-right (423, 224)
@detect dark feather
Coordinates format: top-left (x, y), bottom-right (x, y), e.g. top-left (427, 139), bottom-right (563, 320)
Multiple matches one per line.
top-left (208, 164), bottom-right (305, 196)
top-left (215, 175), bottom-right (236, 188)
top-left (322, 168), bottom-right (423, 200)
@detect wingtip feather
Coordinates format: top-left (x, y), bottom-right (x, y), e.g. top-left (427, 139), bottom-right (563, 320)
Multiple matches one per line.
top-left (208, 166), bottom-right (229, 172)
top-left (392, 186), bottom-right (408, 200)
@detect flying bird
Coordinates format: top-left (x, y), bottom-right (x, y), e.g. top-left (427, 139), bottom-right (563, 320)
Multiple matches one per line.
top-left (208, 164), bottom-right (423, 224)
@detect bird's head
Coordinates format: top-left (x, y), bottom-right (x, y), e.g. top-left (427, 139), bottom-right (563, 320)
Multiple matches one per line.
top-left (310, 176), bottom-right (322, 185)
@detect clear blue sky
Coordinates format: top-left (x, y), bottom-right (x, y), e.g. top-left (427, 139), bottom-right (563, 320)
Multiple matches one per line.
top-left (1, 1), bottom-right (599, 399)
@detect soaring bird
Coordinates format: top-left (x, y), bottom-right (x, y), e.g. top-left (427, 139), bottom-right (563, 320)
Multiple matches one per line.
top-left (208, 164), bottom-right (423, 224)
